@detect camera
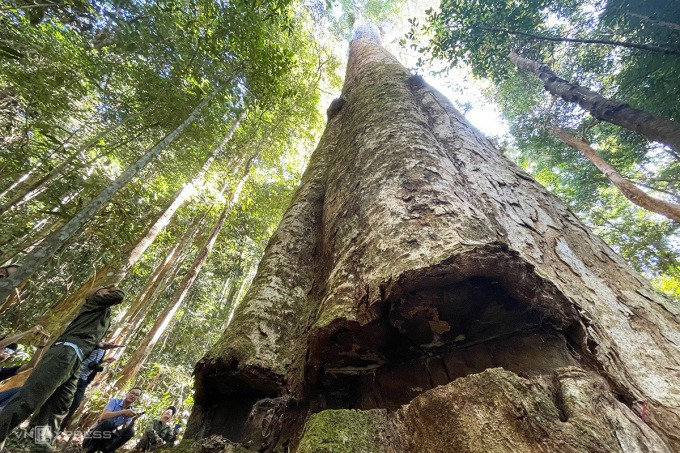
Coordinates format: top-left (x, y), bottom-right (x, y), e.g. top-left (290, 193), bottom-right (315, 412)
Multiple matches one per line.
top-left (88, 362), bottom-right (105, 372)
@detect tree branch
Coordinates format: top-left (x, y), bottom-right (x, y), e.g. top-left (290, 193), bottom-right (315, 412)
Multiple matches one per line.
top-left (626, 13), bottom-right (680, 32)
top-left (473, 25), bottom-right (680, 56)
top-left (552, 126), bottom-right (680, 222)
top-left (510, 51), bottom-right (680, 153)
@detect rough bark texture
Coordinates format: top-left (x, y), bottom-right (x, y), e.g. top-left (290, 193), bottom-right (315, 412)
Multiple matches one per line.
top-left (509, 50), bottom-right (680, 152)
top-left (187, 32), bottom-right (680, 452)
top-left (553, 126), bottom-right (680, 222)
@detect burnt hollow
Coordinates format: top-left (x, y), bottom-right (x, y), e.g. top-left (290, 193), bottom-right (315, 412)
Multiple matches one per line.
top-left (188, 272), bottom-right (592, 451)
top-left (188, 366), bottom-right (280, 443)
top-left (313, 277), bottom-right (583, 411)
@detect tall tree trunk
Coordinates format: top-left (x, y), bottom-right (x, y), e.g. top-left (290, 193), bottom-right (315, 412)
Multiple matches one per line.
top-left (222, 260), bottom-right (256, 326)
top-left (27, 108), bottom-right (243, 334)
top-left (509, 50), bottom-right (680, 152)
top-left (0, 214), bottom-right (66, 265)
top-left (0, 164), bottom-right (41, 200)
top-left (0, 105), bottom-right (157, 216)
top-left (0, 87), bottom-right (222, 304)
top-left (186, 25), bottom-right (680, 452)
top-left (113, 163), bottom-right (253, 390)
top-left (90, 235), bottom-right (191, 390)
top-left (107, 107), bottom-right (246, 285)
top-left (108, 211), bottom-right (208, 350)
top-left (478, 26), bottom-right (680, 55)
top-left (553, 126), bottom-right (680, 222)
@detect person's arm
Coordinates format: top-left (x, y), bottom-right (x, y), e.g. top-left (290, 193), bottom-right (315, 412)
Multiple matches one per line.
top-left (0, 325), bottom-right (45, 349)
top-left (98, 400), bottom-right (134, 422)
top-left (88, 289), bottom-right (125, 308)
top-left (98, 408), bottom-right (135, 422)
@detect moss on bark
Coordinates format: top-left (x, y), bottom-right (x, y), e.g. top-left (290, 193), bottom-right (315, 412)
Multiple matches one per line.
top-left (297, 410), bottom-right (385, 453)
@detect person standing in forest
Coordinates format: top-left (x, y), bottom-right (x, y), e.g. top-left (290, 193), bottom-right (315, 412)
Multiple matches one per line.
top-left (82, 387), bottom-right (142, 453)
top-left (0, 285), bottom-right (125, 451)
top-left (60, 341), bottom-right (123, 431)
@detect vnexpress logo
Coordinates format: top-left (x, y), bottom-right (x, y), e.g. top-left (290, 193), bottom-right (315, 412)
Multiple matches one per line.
top-left (33, 426), bottom-right (52, 445)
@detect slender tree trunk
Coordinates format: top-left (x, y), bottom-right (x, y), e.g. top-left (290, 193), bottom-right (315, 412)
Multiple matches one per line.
top-left (0, 215), bottom-right (66, 265)
top-left (113, 161), bottom-right (253, 390)
top-left (475, 26), bottom-right (680, 55)
top-left (223, 260), bottom-right (256, 326)
top-left (0, 87), bottom-right (222, 303)
top-left (509, 50), bottom-right (680, 152)
top-left (108, 212), bottom-right (207, 349)
top-left (25, 107), bottom-right (243, 334)
top-left (108, 243), bottom-right (183, 348)
top-left (108, 106), bottom-right (246, 285)
top-left (625, 13), bottom-right (680, 31)
top-left (91, 239), bottom-right (190, 390)
top-left (553, 126), bottom-right (680, 222)
top-left (186, 25), bottom-right (680, 452)
top-left (215, 276), bottom-right (233, 311)
top-left (0, 164), bottom-right (41, 200)
top-left (0, 105), bottom-right (156, 216)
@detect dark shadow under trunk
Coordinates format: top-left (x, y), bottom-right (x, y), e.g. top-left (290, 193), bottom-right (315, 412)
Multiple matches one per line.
top-left (312, 277), bottom-right (582, 412)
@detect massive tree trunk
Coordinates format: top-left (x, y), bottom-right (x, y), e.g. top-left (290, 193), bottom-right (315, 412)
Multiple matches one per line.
top-left (0, 87), bottom-right (222, 304)
top-left (509, 50), bottom-right (680, 153)
top-left (186, 26), bottom-right (680, 452)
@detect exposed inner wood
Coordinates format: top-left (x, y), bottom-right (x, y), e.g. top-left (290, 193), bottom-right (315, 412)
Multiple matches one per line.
top-left (316, 277), bottom-right (580, 411)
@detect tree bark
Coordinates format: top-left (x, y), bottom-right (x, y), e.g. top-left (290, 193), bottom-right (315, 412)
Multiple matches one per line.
top-left (509, 50), bottom-right (680, 152)
top-left (0, 86), bottom-right (222, 303)
top-left (113, 162), bottom-right (253, 390)
top-left (552, 126), bottom-right (680, 222)
top-left (186, 25), bottom-right (680, 452)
